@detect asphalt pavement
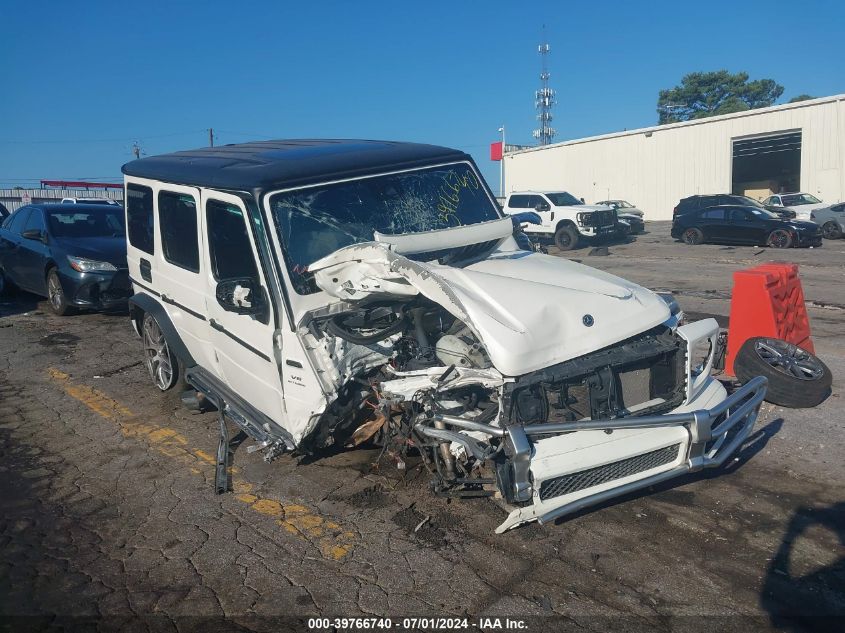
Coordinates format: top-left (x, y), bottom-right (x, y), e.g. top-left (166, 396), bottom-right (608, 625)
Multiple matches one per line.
top-left (0, 222), bottom-right (842, 632)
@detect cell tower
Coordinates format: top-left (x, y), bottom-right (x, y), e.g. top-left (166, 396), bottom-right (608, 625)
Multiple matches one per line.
top-left (533, 38), bottom-right (556, 145)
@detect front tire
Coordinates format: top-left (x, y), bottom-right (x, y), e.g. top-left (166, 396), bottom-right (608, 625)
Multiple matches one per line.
top-left (46, 268), bottom-right (73, 315)
top-left (682, 227), bottom-right (703, 245)
top-left (734, 337), bottom-right (831, 408)
top-left (766, 229), bottom-right (793, 248)
top-left (822, 221), bottom-right (842, 240)
top-left (142, 313), bottom-right (182, 391)
top-left (554, 225), bottom-right (579, 251)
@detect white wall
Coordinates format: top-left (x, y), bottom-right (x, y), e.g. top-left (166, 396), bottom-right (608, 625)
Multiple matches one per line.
top-left (503, 96), bottom-right (845, 221)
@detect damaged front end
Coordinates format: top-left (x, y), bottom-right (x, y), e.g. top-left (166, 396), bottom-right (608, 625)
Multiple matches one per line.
top-left (293, 232), bottom-right (766, 532)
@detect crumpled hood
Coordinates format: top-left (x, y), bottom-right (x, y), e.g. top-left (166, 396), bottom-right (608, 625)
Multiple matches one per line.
top-left (309, 243), bottom-right (670, 376)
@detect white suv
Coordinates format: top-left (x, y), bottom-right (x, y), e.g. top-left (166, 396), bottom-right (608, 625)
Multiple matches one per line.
top-left (503, 191), bottom-right (617, 250)
top-left (122, 140), bottom-right (765, 532)
top-left (763, 193), bottom-right (826, 220)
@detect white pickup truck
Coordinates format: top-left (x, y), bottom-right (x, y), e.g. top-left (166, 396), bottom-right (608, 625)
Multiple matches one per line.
top-left (503, 191), bottom-right (617, 250)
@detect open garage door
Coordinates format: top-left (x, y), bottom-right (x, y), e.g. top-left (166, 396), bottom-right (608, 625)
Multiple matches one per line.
top-left (732, 131), bottom-right (801, 200)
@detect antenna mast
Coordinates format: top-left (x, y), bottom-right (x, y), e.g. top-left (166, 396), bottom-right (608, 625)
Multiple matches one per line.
top-left (533, 29), bottom-right (556, 146)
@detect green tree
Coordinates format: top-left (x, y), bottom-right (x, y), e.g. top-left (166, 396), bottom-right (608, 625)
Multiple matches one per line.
top-left (788, 94), bottom-right (814, 103)
top-left (657, 70), bottom-right (784, 124)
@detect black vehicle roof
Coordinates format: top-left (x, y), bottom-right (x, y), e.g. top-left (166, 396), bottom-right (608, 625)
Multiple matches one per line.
top-left (25, 203), bottom-right (123, 213)
top-left (121, 139), bottom-right (470, 192)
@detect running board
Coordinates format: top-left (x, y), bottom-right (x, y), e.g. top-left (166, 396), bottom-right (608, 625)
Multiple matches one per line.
top-left (185, 367), bottom-right (295, 492)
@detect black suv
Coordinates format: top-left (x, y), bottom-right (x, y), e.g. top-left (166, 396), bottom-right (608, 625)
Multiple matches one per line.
top-left (673, 194), bottom-right (780, 218)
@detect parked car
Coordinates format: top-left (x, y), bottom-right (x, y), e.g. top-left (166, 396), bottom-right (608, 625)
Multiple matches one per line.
top-left (670, 205), bottom-right (823, 248)
top-left (503, 191), bottom-right (617, 249)
top-left (812, 202), bottom-right (845, 239)
top-left (673, 194), bottom-right (766, 218)
top-left (122, 139), bottom-right (767, 533)
top-left (762, 193), bottom-right (827, 220)
top-left (0, 203), bottom-right (130, 314)
top-left (595, 200), bottom-right (644, 218)
top-left (595, 200), bottom-right (645, 235)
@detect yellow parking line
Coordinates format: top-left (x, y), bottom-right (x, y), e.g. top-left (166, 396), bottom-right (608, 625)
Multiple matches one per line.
top-left (47, 368), bottom-right (356, 560)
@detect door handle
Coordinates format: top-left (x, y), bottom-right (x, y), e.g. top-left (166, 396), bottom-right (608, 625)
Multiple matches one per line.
top-left (140, 258), bottom-right (152, 282)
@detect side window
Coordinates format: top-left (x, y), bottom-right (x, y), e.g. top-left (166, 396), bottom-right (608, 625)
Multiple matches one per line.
top-left (832, 204), bottom-right (845, 213)
top-left (7, 208), bottom-right (31, 234)
top-left (527, 195), bottom-right (545, 209)
top-left (126, 184), bottom-right (154, 254)
top-left (206, 200), bottom-right (259, 281)
top-left (158, 191), bottom-right (200, 272)
top-left (700, 208), bottom-right (725, 220)
top-left (23, 209), bottom-right (46, 233)
top-left (508, 195), bottom-right (530, 209)
top-left (729, 209), bottom-right (750, 222)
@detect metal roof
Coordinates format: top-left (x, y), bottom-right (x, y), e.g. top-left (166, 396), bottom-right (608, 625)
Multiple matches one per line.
top-left (507, 93), bottom-right (845, 156)
top-left (121, 139), bottom-right (468, 191)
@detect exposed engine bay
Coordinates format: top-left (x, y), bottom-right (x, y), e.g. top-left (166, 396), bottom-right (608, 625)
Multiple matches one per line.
top-left (299, 295), bottom-right (687, 507)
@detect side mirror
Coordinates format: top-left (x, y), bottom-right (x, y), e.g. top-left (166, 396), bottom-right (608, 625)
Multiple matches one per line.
top-left (534, 202), bottom-right (551, 212)
top-left (21, 229), bottom-right (46, 242)
top-left (580, 198), bottom-right (586, 204)
top-left (216, 278), bottom-right (266, 318)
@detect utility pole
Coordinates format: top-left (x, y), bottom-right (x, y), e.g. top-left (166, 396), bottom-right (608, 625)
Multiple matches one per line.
top-left (132, 141), bottom-right (142, 159)
top-left (208, 128), bottom-right (214, 147)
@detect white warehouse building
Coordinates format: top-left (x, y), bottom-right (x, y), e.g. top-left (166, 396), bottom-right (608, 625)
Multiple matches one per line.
top-left (503, 94), bottom-right (845, 221)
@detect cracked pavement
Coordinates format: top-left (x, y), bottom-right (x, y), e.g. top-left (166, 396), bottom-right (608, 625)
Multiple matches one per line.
top-left (0, 222), bottom-right (843, 631)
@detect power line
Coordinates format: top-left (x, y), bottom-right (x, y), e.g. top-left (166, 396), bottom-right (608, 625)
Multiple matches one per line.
top-left (0, 129), bottom-right (208, 145)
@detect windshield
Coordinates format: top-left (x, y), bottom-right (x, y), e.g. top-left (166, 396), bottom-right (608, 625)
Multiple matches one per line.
top-left (738, 196), bottom-right (765, 208)
top-left (545, 192), bottom-right (583, 206)
top-left (270, 162), bottom-right (500, 294)
top-left (782, 194), bottom-right (821, 206)
top-left (47, 208), bottom-right (125, 238)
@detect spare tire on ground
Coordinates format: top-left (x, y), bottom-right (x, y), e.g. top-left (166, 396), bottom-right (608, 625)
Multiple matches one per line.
top-left (734, 337), bottom-right (832, 408)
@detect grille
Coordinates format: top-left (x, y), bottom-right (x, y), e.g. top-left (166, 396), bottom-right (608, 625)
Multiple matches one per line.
top-left (538, 443), bottom-right (681, 501)
top-left (581, 210), bottom-right (616, 227)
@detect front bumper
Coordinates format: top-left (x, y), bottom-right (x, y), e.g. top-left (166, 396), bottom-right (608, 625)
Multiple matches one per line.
top-left (795, 232), bottom-right (823, 247)
top-left (580, 224), bottom-right (618, 239)
top-left (495, 374), bottom-right (767, 532)
top-left (60, 267), bottom-right (131, 309)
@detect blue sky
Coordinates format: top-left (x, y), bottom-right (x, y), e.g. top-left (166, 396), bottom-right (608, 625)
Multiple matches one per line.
top-left (1, 0), bottom-right (843, 190)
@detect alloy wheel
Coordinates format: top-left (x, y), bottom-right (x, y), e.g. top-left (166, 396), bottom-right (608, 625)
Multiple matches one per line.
top-left (753, 339), bottom-right (825, 381)
top-left (767, 229), bottom-right (791, 248)
top-left (822, 222), bottom-right (842, 239)
top-left (48, 273), bottom-right (64, 311)
top-left (142, 315), bottom-right (175, 390)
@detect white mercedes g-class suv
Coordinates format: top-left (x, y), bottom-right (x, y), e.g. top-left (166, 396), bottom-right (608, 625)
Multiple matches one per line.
top-left (122, 140), bottom-right (765, 533)
top-left (503, 191), bottom-right (618, 250)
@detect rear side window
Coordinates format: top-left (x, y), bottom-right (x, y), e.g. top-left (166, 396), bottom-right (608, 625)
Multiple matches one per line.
top-left (126, 184), bottom-right (154, 254)
top-left (158, 191), bottom-right (199, 272)
top-left (508, 195), bottom-right (531, 209)
top-left (7, 208), bottom-right (31, 234)
top-left (206, 200), bottom-right (259, 281)
top-left (700, 208), bottom-right (725, 220)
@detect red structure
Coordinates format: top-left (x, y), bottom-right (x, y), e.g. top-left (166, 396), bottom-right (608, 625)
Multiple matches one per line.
top-left (725, 263), bottom-right (814, 376)
top-left (40, 180), bottom-right (123, 190)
